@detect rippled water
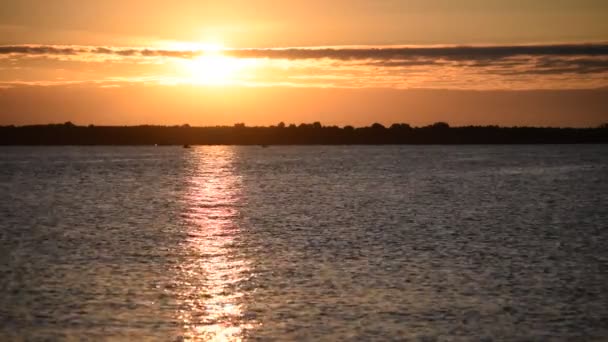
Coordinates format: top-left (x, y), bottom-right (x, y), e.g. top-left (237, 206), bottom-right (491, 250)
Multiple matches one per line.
top-left (1, 145), bottom-right (607, 341)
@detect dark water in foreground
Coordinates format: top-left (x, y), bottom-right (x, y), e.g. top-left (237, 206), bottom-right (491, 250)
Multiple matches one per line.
top-left (1, 146), bottom-right (607, 341)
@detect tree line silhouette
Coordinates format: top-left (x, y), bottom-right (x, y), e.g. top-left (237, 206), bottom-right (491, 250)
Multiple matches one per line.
top-left (1, 121), bottom-right (607, 145)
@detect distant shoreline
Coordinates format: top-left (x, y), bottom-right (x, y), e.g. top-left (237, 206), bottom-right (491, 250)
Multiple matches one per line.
top-left (1, 122), bottom-right (607, 145)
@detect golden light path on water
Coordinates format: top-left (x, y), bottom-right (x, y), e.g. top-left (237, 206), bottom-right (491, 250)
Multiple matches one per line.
top-left (179, 146), bottom-right (254, 341)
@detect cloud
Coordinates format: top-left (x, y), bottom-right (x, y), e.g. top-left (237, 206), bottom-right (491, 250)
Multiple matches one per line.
top-left (2, 43), bottom-right (607, 75)
top-left (532, 57), bottom-right (608, 74)
top-left (222, 44), bottom-right (608, 60)
top-left (1, 43), bottom-right (608, 90)
top-left (0, 45), bottom-right (83, 55)
top-left (0, 45), bottom-right (200, 59)
top-left (1, 43), bottom-right (607, 59)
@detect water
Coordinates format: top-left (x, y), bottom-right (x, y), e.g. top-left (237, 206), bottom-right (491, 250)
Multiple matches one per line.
top-left (1, 145), bottom-right (607, 341)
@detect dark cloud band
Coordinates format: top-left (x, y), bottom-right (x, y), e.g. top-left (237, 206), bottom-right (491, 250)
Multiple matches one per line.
top-left (1, 43), bottom-right (607, 76)
top-left (1, 43), bottom-right (607, 60)
top-left (223, 44), bottom-right (608, 60)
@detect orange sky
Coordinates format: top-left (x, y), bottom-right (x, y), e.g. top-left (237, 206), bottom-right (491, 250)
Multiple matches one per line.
top-left (1, 0), bottom-right (607, 126)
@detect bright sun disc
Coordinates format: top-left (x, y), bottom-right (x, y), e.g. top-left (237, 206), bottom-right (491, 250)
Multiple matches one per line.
top-left (175, 47), bottom-right (258, 85)
top-left (185, 55), bottom-right (243, 85)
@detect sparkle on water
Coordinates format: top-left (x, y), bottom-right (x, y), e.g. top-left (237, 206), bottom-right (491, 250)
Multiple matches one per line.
top-left (179, 147), bottom-right (254, 341)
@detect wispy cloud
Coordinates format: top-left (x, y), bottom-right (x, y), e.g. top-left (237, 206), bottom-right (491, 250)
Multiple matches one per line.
top-left (1, 43), bottom-right (608, 90)
top-left (224, 44), bottom-right (608, 60)
top-left (0, 45), bottom-right (199, 59)
top-left (2, 43), bottom-right (607, 58)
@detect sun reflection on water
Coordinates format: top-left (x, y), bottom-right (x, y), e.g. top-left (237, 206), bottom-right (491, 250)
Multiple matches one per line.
top-left (178, 146), bottom-right (254, 341)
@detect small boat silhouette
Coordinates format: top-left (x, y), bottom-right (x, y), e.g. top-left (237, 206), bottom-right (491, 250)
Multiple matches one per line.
top-left (183, 144), bottom-right (191, 148)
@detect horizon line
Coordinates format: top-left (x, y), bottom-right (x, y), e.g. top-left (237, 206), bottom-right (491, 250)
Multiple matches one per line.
top-left (4, 122), bottom-right (607, 129)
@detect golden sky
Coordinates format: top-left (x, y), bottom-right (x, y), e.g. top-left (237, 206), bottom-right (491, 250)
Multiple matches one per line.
top-left (1, 0), bottom-right (607, 126)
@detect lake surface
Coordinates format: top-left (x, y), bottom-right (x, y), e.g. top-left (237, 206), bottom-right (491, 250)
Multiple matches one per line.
top-left (1, 145), bottom-right (607, 341)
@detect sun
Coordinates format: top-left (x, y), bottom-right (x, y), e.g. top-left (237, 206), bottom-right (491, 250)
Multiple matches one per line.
top-left (170, 42), bottom-right (257, 85)
top-left (185, 55), bottom-right (241, 85)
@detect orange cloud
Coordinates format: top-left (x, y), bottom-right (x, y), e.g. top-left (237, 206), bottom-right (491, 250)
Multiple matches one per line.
top-left (1, 43), bottom-right (608, 90)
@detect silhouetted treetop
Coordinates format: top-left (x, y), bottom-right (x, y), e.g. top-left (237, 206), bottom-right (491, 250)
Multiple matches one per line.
top-left (371, 123), bottom-right (386, 130)
top-left (390, 123), bottom-right (412, 130)
top-left (429, 122), bottom-right (450, 129)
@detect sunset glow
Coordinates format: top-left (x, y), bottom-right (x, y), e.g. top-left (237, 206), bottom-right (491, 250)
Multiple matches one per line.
top-left (0, 1), bottom-right (607, 126)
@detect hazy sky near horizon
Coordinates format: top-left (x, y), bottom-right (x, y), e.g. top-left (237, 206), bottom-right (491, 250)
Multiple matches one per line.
top-left (1, 0), bottom-right (607, 126)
